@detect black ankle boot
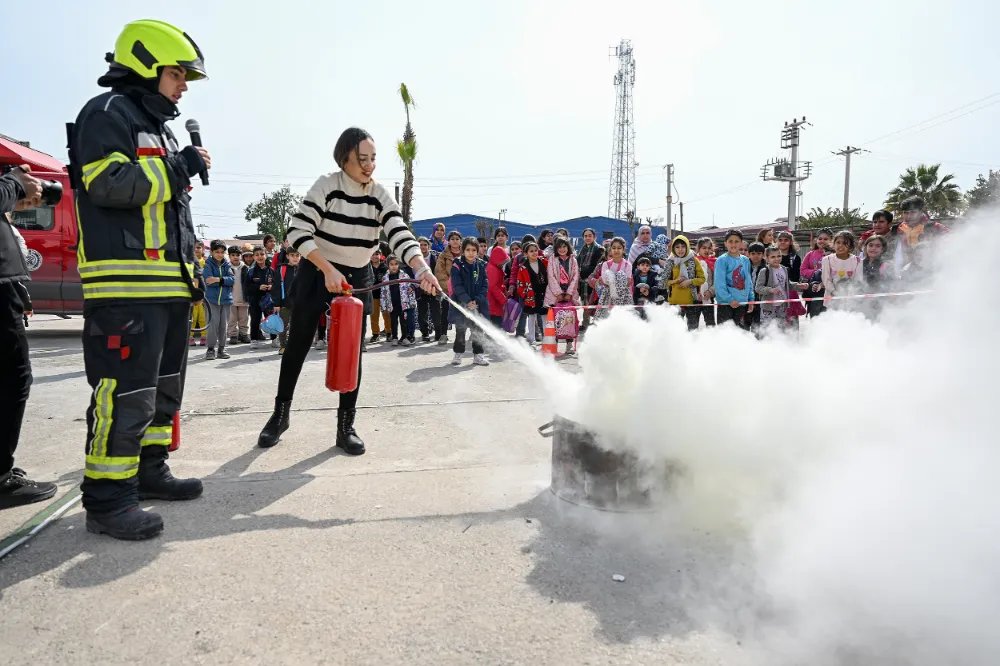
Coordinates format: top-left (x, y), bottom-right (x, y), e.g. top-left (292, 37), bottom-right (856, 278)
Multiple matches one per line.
top-left (258, 398), bottom-right (291, 448)
top-left (137, 446), bottom-right (203, 501)
top-left (336, 408), bottom-right (365, 455)
top-left (86, 506), bottom-right (164, 540)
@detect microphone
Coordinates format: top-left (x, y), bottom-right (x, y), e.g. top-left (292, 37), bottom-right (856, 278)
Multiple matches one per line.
top-left (184, 119), bottom-right (209, 186)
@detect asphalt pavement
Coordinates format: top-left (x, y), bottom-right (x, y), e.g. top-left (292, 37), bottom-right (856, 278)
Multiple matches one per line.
top-left (0, 316), bottom-right (752, 666)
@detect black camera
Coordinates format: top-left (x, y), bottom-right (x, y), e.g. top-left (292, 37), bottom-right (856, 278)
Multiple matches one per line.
top-left (1, 165), bottom-right (63, 206)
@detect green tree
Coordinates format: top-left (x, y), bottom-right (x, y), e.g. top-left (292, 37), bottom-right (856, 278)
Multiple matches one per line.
top-left (884, 163), bottom-right (963, 217)
top-left (396, 83), bottom-right (417, 227)
top-left (965, 169), bottom-right (1000, 211)
top-left (800, 206), bottom-right (867, 230)
top-left (244, 185), bottom-right (302, 239)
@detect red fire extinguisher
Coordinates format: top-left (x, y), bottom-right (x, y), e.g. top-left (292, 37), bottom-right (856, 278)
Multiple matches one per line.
top-left (326, 282), bottom-right (365, 393)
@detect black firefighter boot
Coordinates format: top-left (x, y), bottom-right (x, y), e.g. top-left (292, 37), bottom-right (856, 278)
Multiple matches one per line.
top-left (137, 445), bottom-right (204, 501)
top-left (336, 408), bottom-right (365, 455)
top-left (86, 505), bottom-right (165, 541)
top-left (258, 398), bottom-right (291, 448)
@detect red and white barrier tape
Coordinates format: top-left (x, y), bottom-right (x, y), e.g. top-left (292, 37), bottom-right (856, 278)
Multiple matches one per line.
top-left (566, 290), bottom-right (934, 310)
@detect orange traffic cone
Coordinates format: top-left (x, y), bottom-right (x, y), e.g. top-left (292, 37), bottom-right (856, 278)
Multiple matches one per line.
top-left (168, 411), bottom-right (180, 452)
top-left (541, 309), bottom-right (558, 357)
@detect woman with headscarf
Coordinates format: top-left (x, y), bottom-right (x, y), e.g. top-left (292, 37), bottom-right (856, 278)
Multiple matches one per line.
top-left (627, 225), bottom-right (654, 264)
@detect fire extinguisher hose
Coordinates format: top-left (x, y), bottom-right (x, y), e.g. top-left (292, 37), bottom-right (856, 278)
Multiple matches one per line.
top-left (345, 278), bottom-right (426, 295)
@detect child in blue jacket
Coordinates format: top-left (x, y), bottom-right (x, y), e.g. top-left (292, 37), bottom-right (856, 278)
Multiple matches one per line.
top-left (203, 240), bottom-right (236, 359)
top-left (713, 229), bottom-right (755, 330)
top-left (450, 237), bottom-right (490, 367)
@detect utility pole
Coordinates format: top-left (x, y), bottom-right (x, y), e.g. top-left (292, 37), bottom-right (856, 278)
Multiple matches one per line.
top-left (498, 209), bottom-right (507, 225)
top-left (195, 223), bottom-right (208, 238)
top-left (663, 164), bottom-right (674, 237)
top-left (831, 146), bottom-right (867, 215)
top-left (679, 201), bottom-right (684, 233)
top-left (760, 117), bottom-right (812, 230)
top-left (607, 39), bottom-right (637, 221)
top-left (394, 182), bottom-right (401, 204)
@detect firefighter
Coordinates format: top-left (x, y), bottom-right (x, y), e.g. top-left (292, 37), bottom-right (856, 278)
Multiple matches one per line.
top-left (67, 19), bottom-right (212, 540)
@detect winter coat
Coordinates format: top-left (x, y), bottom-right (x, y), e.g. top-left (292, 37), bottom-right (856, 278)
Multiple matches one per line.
top-left (274, 262), bottom-right (299, 307)
top-left (231, 263), bottom-right (247, 304)
top-left (517, 257), bottom-right (549, 315)
top-left (203, 256), bottom-right (235, 306)
top-left (661, 237), bottom-right (706, 306)
top-left (544, 254), bottom-right (582, 307)
top-left (632, 269), bottom-right (659, 303)
top-left (380, 271), bottom-right (418, 313)
top-left (417, 252), bottom-right (438, 300)
top-left (449, 256), bottom-right (489, 324)
top-left (486, 245), bottom-right (509, 316)
top-left (244, 262), bottom-right (275, 307)
top-left (434, 247), bottom-right (458, 295)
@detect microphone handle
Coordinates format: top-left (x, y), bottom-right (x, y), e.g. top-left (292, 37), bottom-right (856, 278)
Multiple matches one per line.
top-left (188, 130), bottom-right (209, 186)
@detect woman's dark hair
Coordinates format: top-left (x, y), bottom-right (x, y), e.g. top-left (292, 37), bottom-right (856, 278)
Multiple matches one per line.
top-left (447, 230), bottom-right (463, 241)
top-left (539, 229), bottom-right (554, 244)
top-left (493, 227), bottom-right (508, 240)
top-left (509, 241), bottom-right (522, 252)
top-left (755, 228), bottom-right (774, 244)
top-left (833, 229), bottom-right (857, 251)
top-left (696, 237), bottom-right (714, 251)
top-left (776, 230), bottom-right (798, 253)
top-left (333, 127), bottom-right (373, 169)
top-left (521, 234), bottom-right (536, 245)
top-left (553, 236), bottom-right (574, 257)
top-left (635, 257), bottom-right (651, 267)
top-left (812, 228), bottom-right (834, 250)
top-left (556, 228), bottom-right (569, 237)
top-left (724, 229), bottom-right (743, 241)
top-left (461, 237), bottom-right (479, 253)
top-left (864, 234), bottom-right (887, 252)
top-left (476, 237), bottom-right (487, 245)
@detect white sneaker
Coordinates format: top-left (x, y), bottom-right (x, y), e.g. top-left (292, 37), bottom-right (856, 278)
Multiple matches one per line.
top-left (473, 354), bottom-right (490, 366)
top-left (251, 340), bottom-right (260, 348)
top-left (315, 339), bottom-right (325, 350)
top-left (451, 353), bottom-right (462, 366)
top-left (400, 338), bottom-right (412, 347)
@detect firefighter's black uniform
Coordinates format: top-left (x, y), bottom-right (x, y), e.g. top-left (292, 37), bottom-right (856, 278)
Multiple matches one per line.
top-left (69, 72), bottom-right (207, 539)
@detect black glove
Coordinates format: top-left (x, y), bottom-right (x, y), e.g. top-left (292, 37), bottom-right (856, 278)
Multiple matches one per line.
top-left (179, 145), bottom-right (207, 178)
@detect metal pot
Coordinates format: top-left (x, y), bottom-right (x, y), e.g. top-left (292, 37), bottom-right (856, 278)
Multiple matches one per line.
top-left (539, 416), bottom-right (676, 511)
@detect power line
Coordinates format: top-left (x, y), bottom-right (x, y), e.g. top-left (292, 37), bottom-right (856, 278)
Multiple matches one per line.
top-left (210, 164), bottom-right (666, 184)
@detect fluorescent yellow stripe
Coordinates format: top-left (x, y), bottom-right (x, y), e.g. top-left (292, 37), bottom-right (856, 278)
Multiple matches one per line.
top-left (89, 378), bottom-right (117, 459)
top-left (138, 157), bottom-right (172, 204)
top-left (81, 152), bottom-right (129, 190)
top-left (141, 424), bottom-right (172, 447)
top-left (138, 157), bottom-right (170, 251)
top-left (85, 454), bottom-right (139, 480)
top-left (75, 201), bottom-right (87, 263)
top-left (82, 282), bottom-right (193, 300)
top-left (79, 260), bottom-right (184, 279)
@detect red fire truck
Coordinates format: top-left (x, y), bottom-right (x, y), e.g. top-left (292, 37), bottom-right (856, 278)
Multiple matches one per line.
top-left (1, 134), bottom-right (82, 315)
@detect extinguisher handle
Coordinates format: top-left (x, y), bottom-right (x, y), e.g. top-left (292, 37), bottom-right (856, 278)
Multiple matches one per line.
top-left (341, 281), bottom-right (351, 293)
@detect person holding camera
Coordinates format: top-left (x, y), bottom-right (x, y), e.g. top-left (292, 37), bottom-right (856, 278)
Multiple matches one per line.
top-left (66, 20), bottom-right (211, 541)
top-left (0, 166), bottom-right (59, 509)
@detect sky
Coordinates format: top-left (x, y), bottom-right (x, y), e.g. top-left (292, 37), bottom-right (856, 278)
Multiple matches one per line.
top-left (4, 0), bottom-right (1000, 239)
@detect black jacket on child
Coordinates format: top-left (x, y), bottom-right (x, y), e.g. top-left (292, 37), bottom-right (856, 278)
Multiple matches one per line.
top-left (274, 262), bottom-right (298, 307)
top-left (245, 262), bottom-right (274, 308)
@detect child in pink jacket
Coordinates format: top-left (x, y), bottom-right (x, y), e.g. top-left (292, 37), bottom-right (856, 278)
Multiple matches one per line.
top-left (543, 237), bottom-right (581, 354)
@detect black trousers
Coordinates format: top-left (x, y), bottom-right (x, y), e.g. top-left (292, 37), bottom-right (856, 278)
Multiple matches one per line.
top-left (436, 300), bottom-right (450, 341)
top-left (454, 319), bottom-right (484, 355)
top-left (417, 296), bottom-right (440, 338)
top-left (275, 261), bottom-right (371, 411)
top-left (717, 304), bottom-right (750, 330)
top-left (249, 302), bottom-right (265, 341)
top-left (81, 301), bottom-right (191, 514)
top-left (679, 306), bottom-right (701, 331)
top-left (0, 284), bottom-right (30, 478)
top-left (697, 300), bottom-right (716, 326)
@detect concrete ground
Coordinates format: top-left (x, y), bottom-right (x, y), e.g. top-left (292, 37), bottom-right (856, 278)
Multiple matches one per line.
top-left (0, 316), bottom-right (753, 666)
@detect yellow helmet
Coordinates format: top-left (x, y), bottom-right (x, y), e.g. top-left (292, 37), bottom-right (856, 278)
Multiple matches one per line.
top-left (109, 19), bottom-right (207, 81)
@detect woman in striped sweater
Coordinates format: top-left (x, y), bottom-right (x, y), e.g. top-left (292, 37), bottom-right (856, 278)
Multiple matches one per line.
top-left (257, 128), bottom-right (440, 454)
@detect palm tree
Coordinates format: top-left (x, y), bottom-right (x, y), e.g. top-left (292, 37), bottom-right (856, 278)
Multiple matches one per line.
top-left (884, 163), bottom-right (963, 217)
top-left (396, 83), bottom-right (417, 227)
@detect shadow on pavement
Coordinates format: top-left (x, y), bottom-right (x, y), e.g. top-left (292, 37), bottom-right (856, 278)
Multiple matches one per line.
top-left (0, 446), bottom-right (351, 599)
top-left (33, 370), bottom-right (88, 385)
top-left (405, 364), bottom-right (474, 383)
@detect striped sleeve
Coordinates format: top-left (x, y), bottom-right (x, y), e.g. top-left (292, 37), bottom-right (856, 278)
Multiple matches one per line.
top-left (376, 185), bottom-right (420, 266)
top-left (286, 176), bottom-right (328, 257)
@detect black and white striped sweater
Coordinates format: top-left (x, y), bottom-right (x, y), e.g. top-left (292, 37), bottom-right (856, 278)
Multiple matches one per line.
top-left (286, 171), bottom-right (420, 269)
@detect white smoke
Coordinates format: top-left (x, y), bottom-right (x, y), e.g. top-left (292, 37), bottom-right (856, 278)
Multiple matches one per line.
top-left (473, 217), bottom-right (999, 664)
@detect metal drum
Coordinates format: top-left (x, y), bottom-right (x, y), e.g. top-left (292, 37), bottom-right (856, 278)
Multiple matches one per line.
top-left (539, 416), bottom-right (678, 512)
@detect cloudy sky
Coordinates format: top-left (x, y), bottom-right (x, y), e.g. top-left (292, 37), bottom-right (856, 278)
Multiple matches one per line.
top-left (6, 0), bottom-right (1000, 237)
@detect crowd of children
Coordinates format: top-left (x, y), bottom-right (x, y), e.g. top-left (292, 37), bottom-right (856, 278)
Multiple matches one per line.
top-left (188, 194), bottom-right (944, 363)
